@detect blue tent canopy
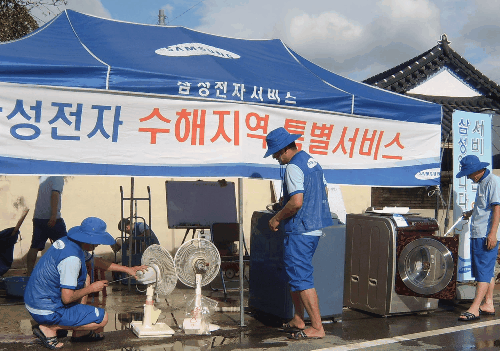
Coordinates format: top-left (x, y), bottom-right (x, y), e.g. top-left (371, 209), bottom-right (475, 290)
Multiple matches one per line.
top-left (0, 10), bottom-right (442, 186)
top-left (0, 10), bottom-right (441, 124)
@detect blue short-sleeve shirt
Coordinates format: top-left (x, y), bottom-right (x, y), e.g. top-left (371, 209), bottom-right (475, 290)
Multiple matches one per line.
top-left (470, 171), bottom-right (500, 240)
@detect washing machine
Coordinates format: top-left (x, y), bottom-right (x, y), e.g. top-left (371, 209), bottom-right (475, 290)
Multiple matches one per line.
top-left (344, 212), bottom-right (458, 316)
top-left (249, 210), bottom-right (345, 321)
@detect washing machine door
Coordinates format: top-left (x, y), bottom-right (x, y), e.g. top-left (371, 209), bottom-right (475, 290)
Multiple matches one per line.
top-left (398, 237), bottom-right (455, 295)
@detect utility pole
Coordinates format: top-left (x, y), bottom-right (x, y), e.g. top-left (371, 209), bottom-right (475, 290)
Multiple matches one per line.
top-left (158, 9), bottom-right (166, 26)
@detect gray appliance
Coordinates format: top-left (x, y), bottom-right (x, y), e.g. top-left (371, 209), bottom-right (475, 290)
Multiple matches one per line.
top-left (344, 213), bottom-right (456, 316)
top-left (249, 210), bottom-right (345, 321)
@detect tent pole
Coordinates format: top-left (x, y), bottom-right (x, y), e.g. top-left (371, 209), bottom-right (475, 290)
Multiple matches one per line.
top-left (128, 177), bottom-right (134, 291)
top-left (238, 178), bottom-right (246, 327)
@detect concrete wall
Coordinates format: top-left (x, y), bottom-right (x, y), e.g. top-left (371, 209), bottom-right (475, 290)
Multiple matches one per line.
top-left (1, 175), bottom-right (375, 270)
top-left (0, 176), bottom-right (272, 268)
top-left (8, 173), bottom-right (485, 269)
top-left (339, 185), bottom-right (371, 214)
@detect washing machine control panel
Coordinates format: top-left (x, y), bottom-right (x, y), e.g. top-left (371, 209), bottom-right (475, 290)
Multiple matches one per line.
top-left (363, 213), bottom-right (439, 232)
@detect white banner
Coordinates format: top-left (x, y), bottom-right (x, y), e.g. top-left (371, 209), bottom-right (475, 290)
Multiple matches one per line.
top-left (0, 83), bottom-right (441, 186)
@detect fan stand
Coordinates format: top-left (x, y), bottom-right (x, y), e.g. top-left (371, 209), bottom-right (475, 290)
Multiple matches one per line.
top-left (175, 238), bottom-right (221, 335)
top-left (131, 283), bottom-right (175, 337)
top-left (182, 273), bottom-right (220, 334)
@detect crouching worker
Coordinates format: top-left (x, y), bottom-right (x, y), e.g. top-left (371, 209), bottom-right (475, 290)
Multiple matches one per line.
top-left (24, 217), bottom-right (147, 350)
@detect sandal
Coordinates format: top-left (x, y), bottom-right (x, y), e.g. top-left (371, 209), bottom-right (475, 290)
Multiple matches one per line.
top-left (479, 308), bottom-right (495, 316)
top-left (33, 325), bottom-right (68, 339)
top-left (32, 325), bottom-right (62, 350)
top-left (70, 330), bottom-right (104, 343)
top-left (458, 311), bottom-right (480, 322)
top-left (287, 330), bottom-right (323, 340)
top-left (281, 322), bottom-right (304, 333)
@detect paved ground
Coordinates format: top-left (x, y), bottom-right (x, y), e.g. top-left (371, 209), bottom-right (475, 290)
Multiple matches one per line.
top-left (2, 273), bottom-right (500, 351)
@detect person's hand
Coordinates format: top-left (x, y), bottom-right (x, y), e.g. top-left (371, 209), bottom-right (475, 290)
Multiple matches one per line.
top-left (90, 280), bottom-right (108, 293)
top-left (462, 210), bottom-right (473, 220)
top-left (486, 234), bottom-right (497, 251)
top-left (110, 240), bottom-right (121, 253)
top-left (127, 265), bottom-right (149, 278)
top-left (47, 215), bottom-right (57, 228)
top-left (269, 216), bottom-right (280, 232)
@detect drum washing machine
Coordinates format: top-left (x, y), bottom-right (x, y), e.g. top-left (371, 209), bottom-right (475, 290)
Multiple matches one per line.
top-left (344, 212), bottom-right (459, 316)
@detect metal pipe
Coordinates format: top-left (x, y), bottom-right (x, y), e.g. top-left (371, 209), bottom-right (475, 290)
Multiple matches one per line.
top-left (238, 178), bottom-right (245, 327)
top-left (128, 177), bottom-right (134, 291)
top-left (158, 9), bottom-right (166, 26)
top-left (443, 182), bottom-right (453, 234)
top-left (147, 186), bottom-right (151, 238)
top-left (118, 186), bottom-right (124, 265)
top-left (445, 216), bottom-right (464, 236)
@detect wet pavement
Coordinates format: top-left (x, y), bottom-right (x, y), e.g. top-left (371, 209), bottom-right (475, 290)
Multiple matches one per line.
top-left (2, 273), bottom-right (500, 351)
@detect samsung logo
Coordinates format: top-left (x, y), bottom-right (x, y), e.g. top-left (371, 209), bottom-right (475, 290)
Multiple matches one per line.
top-left (155, 43), bottom-right (240, 59)
top-left (415, 167), bottom-right (440, 180)
top-left (458, 266), bottom-right (471, 274)
top-left (307, 158), bottom-right (318, 168)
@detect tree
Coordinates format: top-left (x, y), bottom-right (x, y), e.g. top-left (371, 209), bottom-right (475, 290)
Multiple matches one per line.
top-left (0, 0), bottom-right (67, 42)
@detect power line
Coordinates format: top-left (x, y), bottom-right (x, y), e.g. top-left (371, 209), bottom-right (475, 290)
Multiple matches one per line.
top-left (167, 0), bottom-right (204, 25)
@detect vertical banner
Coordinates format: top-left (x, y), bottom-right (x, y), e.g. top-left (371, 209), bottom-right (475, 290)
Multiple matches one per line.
top-left (452, 110), bottom-right (492, 281)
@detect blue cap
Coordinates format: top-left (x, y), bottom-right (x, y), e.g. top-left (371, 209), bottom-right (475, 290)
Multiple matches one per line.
top-left (67, 217), bottom-right (115, 245)
top-left (456, 155), bottom-right (490, 178)
top-left (263, 127), bottom-right (301, 158)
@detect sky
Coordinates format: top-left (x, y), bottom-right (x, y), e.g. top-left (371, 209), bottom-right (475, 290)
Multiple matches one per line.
top-left (30, 0), bottom-right (500, 85)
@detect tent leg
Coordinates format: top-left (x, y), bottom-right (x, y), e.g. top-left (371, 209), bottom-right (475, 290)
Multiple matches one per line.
top-left (238, 178), bottom-right (245, 327)
top-left (128, 177), bottom-right (134, 292)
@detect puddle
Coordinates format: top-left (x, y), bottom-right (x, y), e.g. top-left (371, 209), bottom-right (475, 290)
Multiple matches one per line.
top-left (111, 339), bottom-right (213, 351)
top-left (110, 334), bottom-right (289, 351)
top-left (476, 339), bottom-right (500, 349)
top-left (0, 334), bottom-right (34, 344)
top-left (107, 312), bottom-right (146, 332)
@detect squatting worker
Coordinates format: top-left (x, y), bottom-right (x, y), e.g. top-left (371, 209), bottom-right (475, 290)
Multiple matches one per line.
top-left (112, 218), bottom-right (160, 254)
top-left (456, 155), bottom-right (500, 322)
top-left (24, 217), bottom-right (147, 350)
top-left (264, 127), bottom-right (333, 340)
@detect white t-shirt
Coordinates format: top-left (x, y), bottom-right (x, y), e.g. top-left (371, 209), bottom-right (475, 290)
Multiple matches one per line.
top-left (33, 176), bottom-right (64, 219)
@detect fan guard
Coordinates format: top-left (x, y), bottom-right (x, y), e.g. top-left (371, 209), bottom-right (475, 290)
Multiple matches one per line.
top-left (141, 244), bottom-right (177, 296)
top-left (174, 238), bottom-right (221, 288)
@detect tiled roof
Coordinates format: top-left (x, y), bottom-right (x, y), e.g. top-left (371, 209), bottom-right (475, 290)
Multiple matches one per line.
top-left (363, 34), bottom-right (500, 140)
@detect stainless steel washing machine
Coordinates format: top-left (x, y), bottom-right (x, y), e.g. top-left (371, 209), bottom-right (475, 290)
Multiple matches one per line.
top-left (344, 213), bottom-right (458, 316)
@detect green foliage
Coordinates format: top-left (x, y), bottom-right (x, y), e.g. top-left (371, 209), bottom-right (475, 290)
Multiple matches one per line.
top-left (0, 0), bottom-right (67, 42)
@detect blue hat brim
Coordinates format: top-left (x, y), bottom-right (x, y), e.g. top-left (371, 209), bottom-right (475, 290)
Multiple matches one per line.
top-left (67, 226), bottom-right (115, 245)
top-left (456, 161), bottom-right (489, 178)
top-left (264, 133), bottom-right (301, 158)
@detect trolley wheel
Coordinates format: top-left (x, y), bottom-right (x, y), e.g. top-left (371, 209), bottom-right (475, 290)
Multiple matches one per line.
top-left (225, 268), bottom-right (236, 279)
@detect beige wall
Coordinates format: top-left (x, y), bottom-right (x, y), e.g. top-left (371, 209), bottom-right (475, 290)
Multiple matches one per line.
top-left (339, 185), bottom-right (371, 214)
top-left (7, 171), bottom-right (497, 270)
top-left (10, 174), bottom-right (476, 267)
top-left (0, 176), bottom-right (274, 268)
top-left (0, 175), bottom-right (374, 270)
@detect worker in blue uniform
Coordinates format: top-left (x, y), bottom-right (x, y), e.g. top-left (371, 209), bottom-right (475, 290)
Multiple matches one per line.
top-left (456, 155), bottom-right (500, 321)
top-left (264, 127), bottom-right (333, 340)
top-left (112, 218), bottom-right (160, 254)
top-left (24, 217), bottom-right (146, 349)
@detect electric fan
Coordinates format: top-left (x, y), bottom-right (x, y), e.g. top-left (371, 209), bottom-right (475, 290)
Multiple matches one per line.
top-left (131, 244), bottom-right (178, 338)
top-left (174, 237), bottom-right (221, 335)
